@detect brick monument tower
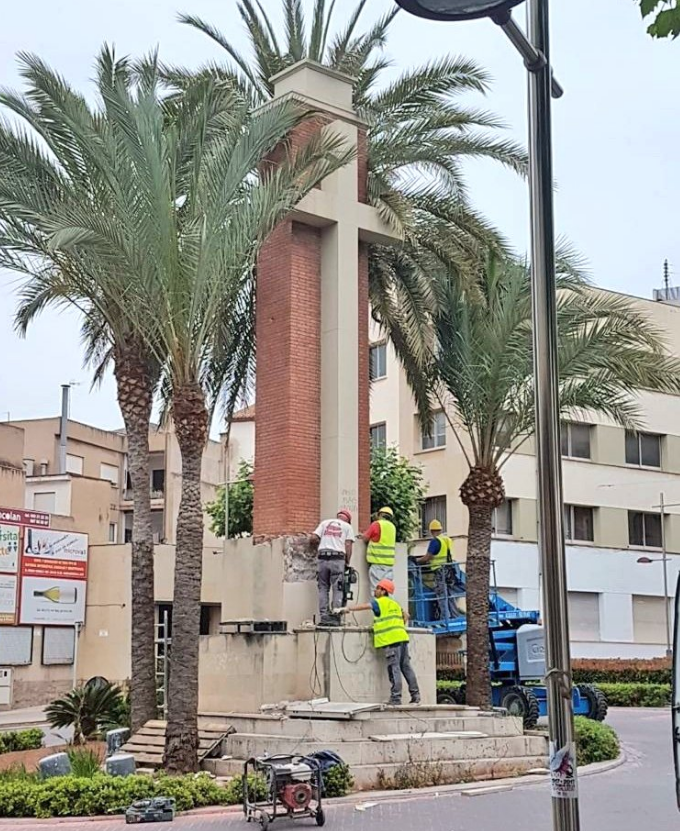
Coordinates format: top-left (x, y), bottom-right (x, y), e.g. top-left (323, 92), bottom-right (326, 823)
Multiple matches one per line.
top-left (253, 62), bottom-right (397, 537)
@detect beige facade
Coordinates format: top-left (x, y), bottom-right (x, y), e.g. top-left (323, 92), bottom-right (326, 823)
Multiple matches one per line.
top-left (368, 290), bottom-right (680, 658)
top-left (0, 423), bottom-right (26, 508)
top-left (10, 417), bottom-right (224, 548)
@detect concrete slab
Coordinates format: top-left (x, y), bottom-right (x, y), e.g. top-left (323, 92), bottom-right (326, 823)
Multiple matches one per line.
top-left (285, 701), bottom-right (382, 719)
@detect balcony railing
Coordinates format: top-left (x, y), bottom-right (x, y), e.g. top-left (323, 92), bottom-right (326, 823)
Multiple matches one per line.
top-left (123, 486), bottom-right (165, 501)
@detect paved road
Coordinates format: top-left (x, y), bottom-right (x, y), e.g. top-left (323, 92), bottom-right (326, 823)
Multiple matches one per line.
top-left (0, 708), bottom-right (675, 830)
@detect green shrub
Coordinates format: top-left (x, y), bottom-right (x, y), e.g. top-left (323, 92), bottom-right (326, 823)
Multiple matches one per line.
top-left (0, 764), bottom-right (38, 783)
top-left (0, 772), bottom-right (231, 819)
top-left (572, 658), bottom-right (671, 685)
top-left (323, 764), bottom-right (354, 798)
top-left (0, 728), bottom-right (43, 755)
top-left (223, 773), bottom-right (267, 806)
top-left (67, 748), bottom-right (103, 778)
top-left (574, 717), bottom-right (620, 767)
top-left (437, 680), bottom-right (464, 691)
top-left (46, 680), bottom-right (126, 744)
top-left (597, 682), bottom-right (671, 707)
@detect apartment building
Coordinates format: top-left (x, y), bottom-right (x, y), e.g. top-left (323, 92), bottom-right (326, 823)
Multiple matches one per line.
top-left (9, 417), bottom-right (225, 548)
top-left (226, 288), bottom-right (680, 659)
top-left (368, 289), bottom-right (680, 659)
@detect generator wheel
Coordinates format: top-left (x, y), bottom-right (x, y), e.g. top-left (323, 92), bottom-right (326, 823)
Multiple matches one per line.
top-left (500, 686), bottom-right (540, 729)
top-left (437, 691), bottom-right (457, 705)
top-left (316, 808), bottom-right (326, 827)
top-left (578, 684), bottom-right (608, 722)
top-left (258, 811), bottom-right (269, 830)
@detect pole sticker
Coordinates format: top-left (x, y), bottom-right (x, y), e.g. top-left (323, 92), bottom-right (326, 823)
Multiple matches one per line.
top-left (549, 741), bottom-right (578, 799)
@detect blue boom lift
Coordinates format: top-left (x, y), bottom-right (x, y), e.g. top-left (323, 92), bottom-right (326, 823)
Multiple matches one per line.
top-left (408, 559), bottom-right (608, 728)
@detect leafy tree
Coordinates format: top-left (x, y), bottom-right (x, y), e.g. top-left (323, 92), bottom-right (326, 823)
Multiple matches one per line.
top-left (370, 446), bottom-right (426, 543)
top-left (409, 251), bottom-right (680, 707)
top-left (637, 0), bottom-right (680, 37)
top-left (206, 460), bottom-right (254, 538)
top-left (46, 680), bottom-right (126, 745)
top-left (0, 50), bottom-right (165, 733)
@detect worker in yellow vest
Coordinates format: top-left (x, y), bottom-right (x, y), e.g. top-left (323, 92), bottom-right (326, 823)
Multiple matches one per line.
top-left (339, 578), bottom-right (420, 705)
top-left (414, 520), bottom-right (461, 621)
top-left (362, 507), bottom-right (396, 592)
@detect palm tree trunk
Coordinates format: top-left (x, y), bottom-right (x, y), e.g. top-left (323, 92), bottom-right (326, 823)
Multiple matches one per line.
top-left (163, 384), bottom-right (208, 774)
top-left (114, 349), bottom-right (157, 734)
top-left (464, 502), bottom-right (493, 710)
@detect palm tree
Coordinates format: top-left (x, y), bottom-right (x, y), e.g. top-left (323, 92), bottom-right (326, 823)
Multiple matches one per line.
top-left (170, 0), bottom-right (526, 371)
top-left (50, 57), bottom-right (350, 772)
top-left (0, 51), bottom-right (163, 732)
top-left (419, 252), bottom-right (680, 707)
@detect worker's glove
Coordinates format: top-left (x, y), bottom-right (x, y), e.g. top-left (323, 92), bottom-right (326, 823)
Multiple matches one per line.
top-left (333, 607), bottom-right (349, 615)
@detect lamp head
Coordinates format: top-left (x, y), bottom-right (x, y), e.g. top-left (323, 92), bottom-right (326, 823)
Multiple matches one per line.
top-left (393, 0), bottom-right (525, 23)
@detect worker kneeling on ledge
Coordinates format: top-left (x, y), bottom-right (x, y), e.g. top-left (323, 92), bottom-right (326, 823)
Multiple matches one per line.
top-left (339, 578), bottom-right (420, 706)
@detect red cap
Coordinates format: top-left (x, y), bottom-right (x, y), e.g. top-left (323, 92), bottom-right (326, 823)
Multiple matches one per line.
top-left (337, 509), bottom-right (352, 523)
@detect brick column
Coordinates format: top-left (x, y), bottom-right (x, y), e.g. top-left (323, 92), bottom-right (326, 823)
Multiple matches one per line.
top-left (254, 220), bottom-right (322, 536)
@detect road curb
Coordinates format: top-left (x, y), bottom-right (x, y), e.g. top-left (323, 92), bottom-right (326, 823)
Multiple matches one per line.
top-left (0, 747), bottom-right (628, 826)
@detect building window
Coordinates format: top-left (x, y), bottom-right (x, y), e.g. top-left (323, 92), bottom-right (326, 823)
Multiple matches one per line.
top-left (65, 454), bottom-right (84, 475)
top-left (23, 458), bottom-right (34, 476)
top-left (421, 412), bottom-right (446, 450)
top-left (492, 499), bottom-right (514, 537)
top-left (370, 423), bottom-right (387, 450)
top-left (152, 511), bottom-right (164, 544)
top-left (123, 511), bottom-right (133, 543)
top-left (625, 431), bottom-right (661, 468)
top-left (369, 343), bottom-right (387, 381)
top-left (108, 523), bottom-right (117, 544)
top-left (567, 592), bottom-right (601, 641)
top-left (200, 605), bottom-right (220, 636)
top-left (564, 505), bottom-right (594, 542)
top-left (628, 511), bottom-right (662, 548)
top-left (151, 468), bottom-right (166, 495)
top-left (100, 463), bottom-right (120, 486)
top-left (633, 595), bottom-right (671, 645)
top-left (561, 423), bottom-right (591, 460)
top-left (33, 491), bottom-right (56, 513)
top-left (421, 495), bottom-right (447, 537)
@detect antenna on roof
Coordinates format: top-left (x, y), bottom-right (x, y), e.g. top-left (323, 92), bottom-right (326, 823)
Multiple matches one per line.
top-left (664, 259), bottom-right (670, 295)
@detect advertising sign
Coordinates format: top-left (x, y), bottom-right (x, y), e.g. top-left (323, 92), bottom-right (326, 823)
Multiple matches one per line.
top-left (0, 574), bottom-right (18, 624)
top-left (0, 524), bottom-right (20, 573)
top-left (0, 507), bottom-right (50, 528)
top-left (19, 529), bottom-right (88, 625)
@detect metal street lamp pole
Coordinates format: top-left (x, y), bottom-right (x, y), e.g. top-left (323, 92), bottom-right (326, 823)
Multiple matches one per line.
top-left (394, 1), bottom-right (577, 827)
top-left (526, 2), bottom-right (580, 825)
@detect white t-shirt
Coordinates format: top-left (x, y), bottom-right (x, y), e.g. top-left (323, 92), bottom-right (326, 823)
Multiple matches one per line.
top-left (314, 519), bottom-right (355, 554)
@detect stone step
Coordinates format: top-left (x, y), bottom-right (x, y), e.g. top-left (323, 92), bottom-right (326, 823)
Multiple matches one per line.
top-left (199, 713), bottom-right (522, 741)
top-left (205, 754), bottom-right (549, 789)
top-left (222, 732), bottom-right (548, 768)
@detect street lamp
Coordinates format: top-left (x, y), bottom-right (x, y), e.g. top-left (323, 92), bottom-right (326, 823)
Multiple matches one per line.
top-left (394, 2), bottom-right (578, 830)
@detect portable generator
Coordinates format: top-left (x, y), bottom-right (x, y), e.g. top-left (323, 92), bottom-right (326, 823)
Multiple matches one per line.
top-left (243, 754), bottom-right (325, 829)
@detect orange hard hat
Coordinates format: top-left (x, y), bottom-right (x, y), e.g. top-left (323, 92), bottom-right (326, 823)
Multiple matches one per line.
top-left (376, 578), bottom-right (395, 594)
top-left (337, 509), bottom-right (352, 523)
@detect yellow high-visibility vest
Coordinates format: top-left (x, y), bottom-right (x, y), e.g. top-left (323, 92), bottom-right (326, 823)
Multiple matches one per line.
top-left (367, 519), bottom-right (396, 566)
top-left (373, 596), bottom-right (409, 649)
top-left (430, 535), bottom-right (452, 571)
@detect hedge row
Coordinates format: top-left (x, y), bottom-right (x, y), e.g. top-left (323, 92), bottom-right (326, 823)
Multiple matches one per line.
top-left (0, 772), bottom-right (248, 819)
top-left (572, 658), bottom-right (671, 685)
top-left (439, 657), bottom-right (672, 686)
top-left (598, 683), bottom-right (671, 707)
top-left (0, 729), bottom-right (43, 755)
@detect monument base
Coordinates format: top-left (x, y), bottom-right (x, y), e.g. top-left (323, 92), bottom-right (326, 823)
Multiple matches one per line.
top-left (198, 626), bottom-right (436, 713)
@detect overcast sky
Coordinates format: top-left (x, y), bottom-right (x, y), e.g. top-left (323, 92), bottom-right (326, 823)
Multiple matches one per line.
top-left (0, 0), bottom-right (678, 431)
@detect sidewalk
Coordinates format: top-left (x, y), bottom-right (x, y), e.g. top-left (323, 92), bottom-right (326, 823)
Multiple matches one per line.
top-left (0, 706), bottom-right (47, 728)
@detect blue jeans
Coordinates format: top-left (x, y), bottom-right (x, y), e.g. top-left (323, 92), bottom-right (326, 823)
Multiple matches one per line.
top-left (383, 641), bottom-right (420, 704)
